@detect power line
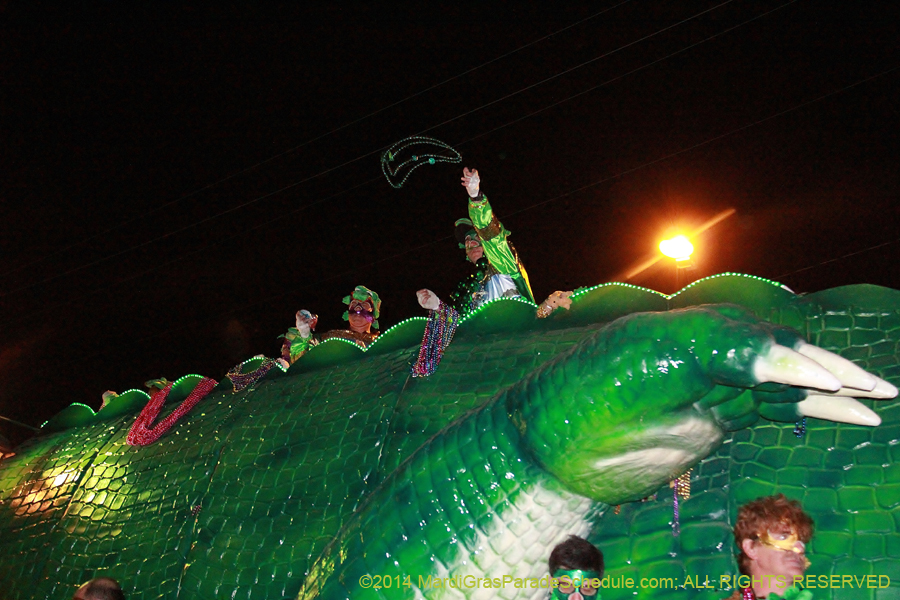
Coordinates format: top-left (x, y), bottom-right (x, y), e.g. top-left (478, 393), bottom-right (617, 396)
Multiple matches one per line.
top-left (457, 0), bottom-right (800, 147)
top-left (0, 155), bottom-right (384, 299)
top-left (422, 0), bottom-right (740, 135)
top-left (0, 2), bottom-right (631, 282)
top-left (776, 237), bottom-right (900, 281)
top-left (2, 1), bottom-right (731, 301)
top-left (16, 63), bottom-right (897, 379)
top-left (0, 0), bottom-right (825, 327)
top-left (0, 175), bottom-right (384, 330)
top-left (498, 64), bottom-right (900, 219)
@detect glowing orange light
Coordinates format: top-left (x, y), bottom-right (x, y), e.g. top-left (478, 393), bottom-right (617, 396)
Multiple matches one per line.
top-left (659, 235), bottom-right (694, 261)
top-left (612, 208), bottom-right (736, 282)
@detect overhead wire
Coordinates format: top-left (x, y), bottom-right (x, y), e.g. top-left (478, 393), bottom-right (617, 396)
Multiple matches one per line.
top-left (497, 64), bottom-right (900, 219)
top-left (776, 237), bottom-right (900, 281)
top-left (0, 174), bottom-right (384, 330)
top-left (456, 0), bottom-right (799, 147)
top-left (3, 0), bottom-right (732, 300)
top-left (0, 0), bottom-right (764, 327)
top-left (16, 63), bottom-right (898, 381)
top-left (0, 1), bottom-right (632, 283)
top-left (419, 0), bottom-right (739, 135)
top-left (1, 0), bottom-right (842, 332)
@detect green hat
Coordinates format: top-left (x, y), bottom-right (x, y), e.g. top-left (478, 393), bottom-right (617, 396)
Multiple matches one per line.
top-left (342, 285), bottom-right (382, 329)
top-left (455, 218), bottom-right (478, 248)
top-left (144, 378), bottom-right (170, 391)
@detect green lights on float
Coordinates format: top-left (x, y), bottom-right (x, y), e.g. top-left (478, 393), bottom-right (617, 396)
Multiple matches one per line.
top-left (172, 374), bottom-right (206, 387)
top-left (570, 281), bottom-right (667, 300)
top-left (458, 295), bottom-right (536, 325)
top-left (365, 316), bottom-right (428, 351)
top-left (670, 272), bottom-right (784, 298)
top-left (572, 274), bottom-right (784, 302)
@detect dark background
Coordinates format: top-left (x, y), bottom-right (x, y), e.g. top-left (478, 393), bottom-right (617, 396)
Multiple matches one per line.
top-left (2, 2), bottom-right (898, 445)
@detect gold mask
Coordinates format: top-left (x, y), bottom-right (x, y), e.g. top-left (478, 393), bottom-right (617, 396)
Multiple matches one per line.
top-left (759, 529), bottom-right (811, 569)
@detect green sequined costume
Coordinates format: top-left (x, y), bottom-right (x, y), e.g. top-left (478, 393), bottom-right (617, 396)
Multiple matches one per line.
top-left (450, 192), bottom-right (535, 315)
top-left (280, 328), bottom-right (319, 364)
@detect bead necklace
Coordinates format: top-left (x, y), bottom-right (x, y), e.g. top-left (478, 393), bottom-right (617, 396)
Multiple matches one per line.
top-left (127, 377), bottom-right (217, 446)
top-left (381, 136), bottom-right (462, 188)
top-left (449, 257), bottom-right (494, 317)
top-left (671, 468), bottom-right (692, 536)
top-left (227, 358), bottom-right (283, 393)
top-left (412, 301), bottom-right (460, 377)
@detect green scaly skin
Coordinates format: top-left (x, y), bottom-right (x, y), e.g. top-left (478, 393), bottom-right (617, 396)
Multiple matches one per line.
top-left (0, 275), bottom-right (897, 600)
top-left (298, 307), bottom-right (886, 599)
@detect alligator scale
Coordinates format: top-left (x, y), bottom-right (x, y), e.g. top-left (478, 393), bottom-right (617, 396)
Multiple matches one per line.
top-left (0, 274), bottom-right (898, 600)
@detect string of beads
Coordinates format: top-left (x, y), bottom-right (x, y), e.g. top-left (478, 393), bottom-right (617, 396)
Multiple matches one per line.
top-left (226, 358), bottom-right (283, 393)
top-left (411, 302), bottom-right (461, 377)
top-left (381, 136), bottom-right (462, 188)
top-left (127, 377), bottom-right (217, 446)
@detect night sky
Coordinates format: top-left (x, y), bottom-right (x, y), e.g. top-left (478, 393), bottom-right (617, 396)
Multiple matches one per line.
top-left (2, 2), bottom-right (899, 445)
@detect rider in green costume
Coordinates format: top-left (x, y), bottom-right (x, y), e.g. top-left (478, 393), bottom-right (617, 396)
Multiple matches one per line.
top-left (279, 286), bottom-right (382, 361)
top-left (279, 309), bottom-right (319, 365)
top-left (451, 167), bottom-right (534, 312)
top-left (420, 168), bottom-right (574, 319)
top-left (419, 168), bottom-right (536, 316)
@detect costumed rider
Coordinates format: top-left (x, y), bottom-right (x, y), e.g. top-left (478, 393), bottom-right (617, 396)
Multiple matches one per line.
top-left (100, 390), bottom-right (118, 410)
top-left (417, 167), bottom-right (573, 319)
top-left (278, 309), bottom-right (319, 367)
top-left (549, 535), bottom-right (604, 600)
top-left (225, 311), bottom-right (319, 393)
top-left (145, 378), bottom-right (170, 397)
top-left (727, 494), bottom-right (814, 600)
top-left (320, 285), bottom-right (381, 349)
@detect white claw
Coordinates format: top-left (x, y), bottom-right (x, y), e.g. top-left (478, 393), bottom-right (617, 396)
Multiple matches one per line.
top-left (796, 343), bottom-right (876, 391)
top-left (828, 377), bottom-right (899, 399)
top-left (754, 344), bottom-right (841, 392)
top-left (797, 395), bottom-right (881, 426)
top-left (870, 377), bottom-right (898, 398)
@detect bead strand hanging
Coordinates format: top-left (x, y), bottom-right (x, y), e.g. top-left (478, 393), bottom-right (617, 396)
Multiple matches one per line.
top-left (671, 468), bottom-right (692, 537)
top-left (411, 302), bottom-right (460, 377)
top-left (127, 377), bottom-right (217, 446)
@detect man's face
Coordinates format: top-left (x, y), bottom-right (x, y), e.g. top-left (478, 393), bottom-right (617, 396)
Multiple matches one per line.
top-left (551, 568), bottom-right (601, 600)
top-left (746, 527), bottom-right (809, 582)
top-left (297, 310), bottom-right (317, 331)
top-left (347, 299), bottom-right (374, 334)
top-left (465, 236), bottom-right (483, 263)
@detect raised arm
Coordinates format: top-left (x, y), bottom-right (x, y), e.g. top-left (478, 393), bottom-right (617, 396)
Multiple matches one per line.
top-left (460, 168), bottom-right (535, 301)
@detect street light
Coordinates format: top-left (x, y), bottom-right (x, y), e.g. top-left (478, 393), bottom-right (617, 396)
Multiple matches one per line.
top-left (659, 235), bottom-right (694, 262)
top-left (659, 234), bottom-right (695, 290)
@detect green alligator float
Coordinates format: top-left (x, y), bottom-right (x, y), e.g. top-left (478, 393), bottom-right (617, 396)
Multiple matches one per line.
top-left (0, 274), bottom-right (898, 600)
